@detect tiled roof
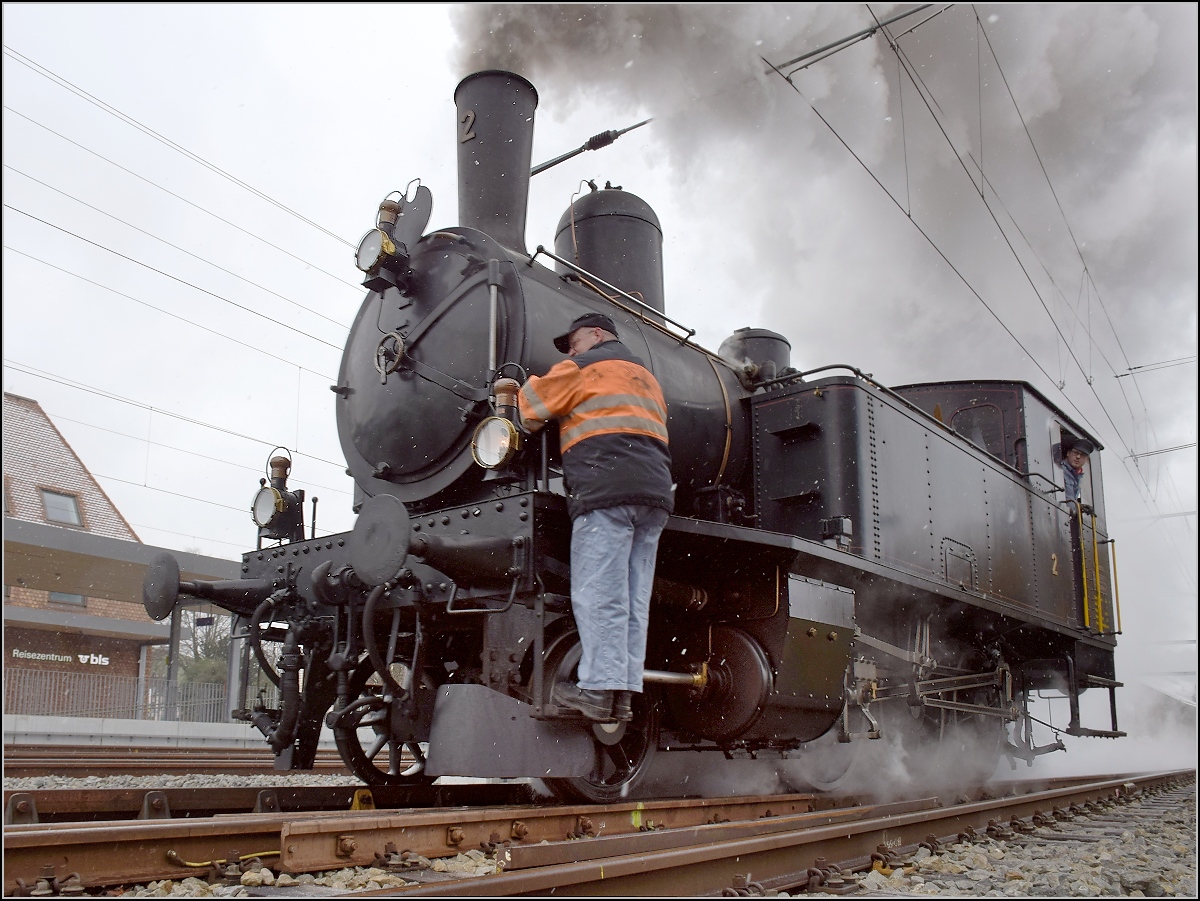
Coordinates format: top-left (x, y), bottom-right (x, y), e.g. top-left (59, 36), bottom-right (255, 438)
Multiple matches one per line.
top-left (3, 392), bottom-right (141, 542)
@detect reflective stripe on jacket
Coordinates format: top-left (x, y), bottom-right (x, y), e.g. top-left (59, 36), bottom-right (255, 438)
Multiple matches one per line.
top-left (520, 355), bottom-right (667, 453)
top-left (518, 339), bottom-right (674, 519)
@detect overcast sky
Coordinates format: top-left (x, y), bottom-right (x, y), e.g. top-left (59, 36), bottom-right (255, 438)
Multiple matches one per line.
top-left (3, 5), bottom-right (1195, 714)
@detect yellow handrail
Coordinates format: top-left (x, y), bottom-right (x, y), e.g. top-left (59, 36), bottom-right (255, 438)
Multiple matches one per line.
top-left (1077, 503), bottom-right (1090, 630)
top-left (1090, 508), bottom-right (1104, 633)
top-left (1109, 538), bottom-right (1123, 635)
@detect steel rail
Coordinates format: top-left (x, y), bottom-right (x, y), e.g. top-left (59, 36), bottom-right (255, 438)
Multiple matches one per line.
top-left (3, 783), bottom-right (530, 823)
top-left (381, 771), bottom-right (1194, 897)
top-left (3, 773), bottom-right (1190, 895)
top-left (1, 792), bottom-right (824, 893)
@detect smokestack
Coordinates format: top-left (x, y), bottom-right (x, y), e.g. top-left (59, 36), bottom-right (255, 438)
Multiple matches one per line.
top-left (454, 70), bottom-right (538, 253)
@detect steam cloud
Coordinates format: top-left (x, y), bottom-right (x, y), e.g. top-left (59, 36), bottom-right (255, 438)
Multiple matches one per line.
top-left (452, 3), bottom-right (1196, 391)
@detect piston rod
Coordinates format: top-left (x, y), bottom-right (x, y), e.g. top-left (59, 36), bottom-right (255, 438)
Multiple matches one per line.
top-left (642, 666), bottom-right (707, 689)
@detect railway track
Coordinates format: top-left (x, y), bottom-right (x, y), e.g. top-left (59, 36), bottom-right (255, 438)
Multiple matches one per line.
top-left (3, 783), bottom-right (536, 824)
top-left (3, 769), bottom-right (1192, 896)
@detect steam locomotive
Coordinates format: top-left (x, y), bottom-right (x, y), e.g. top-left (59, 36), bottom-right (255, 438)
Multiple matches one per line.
top-left (144, 70), bottom-right (1123, 802)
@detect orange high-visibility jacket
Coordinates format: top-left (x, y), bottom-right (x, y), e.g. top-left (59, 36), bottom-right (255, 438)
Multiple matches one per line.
top-left (518, 339), bottom-right (673, 519)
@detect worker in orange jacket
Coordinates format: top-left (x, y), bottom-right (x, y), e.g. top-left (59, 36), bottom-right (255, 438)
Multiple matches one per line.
top-left (518, 312), bottom-right (674, 722)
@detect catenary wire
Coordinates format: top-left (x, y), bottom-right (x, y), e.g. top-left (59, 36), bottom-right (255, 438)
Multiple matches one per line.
top-left (761, 54), bottom-right (1103, 441)
top-left (3, 360), bottom-right (347, 471)
top-left (2, 105), bottom-right (364, 291)
top-left (92, 471), bottom-right (356, 544)
top-left (972, 14), bottom-right (1144, 394)
top-left (5, 164), bottom-right (350, 333)
top-left (127, 522), bottom-right (256, 553)
top-left (868, 11), bottom-right (1145, 468)
top-left (897, 31), bottom-right (1151, 463)
top-left (873, 9), bottom-right (1192, 547)
top-left (89, 471), bottom-right (258, 516)
top-left (46, 410), bottom-right (353, 497)
top-left (864, 8), bottom-right (1194, 565)
top-left (873, 7), bottom-right (1190, 556)
top-left (769, 12), bottom-right (1193, 576)
top-left (3, 245), bottom-right (337, 380)
top-left (964, 152), bottom-right (1133, 408)
top-left (1129, 443), bottom-right (1197, 459)
top-left (2, 45), bottom-right (355, 248)
top-left (955, 152), bottom-right (1142, 429)
top-left (4, 205), bottom-right (344, 352)
top-left (765, 4), bottom-right (1139, 436)
top-left (1116, 357), bottom-right (1197, 377)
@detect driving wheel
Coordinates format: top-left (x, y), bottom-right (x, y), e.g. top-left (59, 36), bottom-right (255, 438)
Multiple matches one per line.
top-left (541, 632), bottom-right (660, 803)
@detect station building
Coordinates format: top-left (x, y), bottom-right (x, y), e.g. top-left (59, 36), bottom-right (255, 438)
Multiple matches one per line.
top-left (2, 392), bottom-right (171, 684)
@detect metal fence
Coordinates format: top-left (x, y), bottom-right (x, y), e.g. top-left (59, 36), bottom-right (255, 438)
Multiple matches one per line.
top-left (3, 668), bottom-right (234, 723)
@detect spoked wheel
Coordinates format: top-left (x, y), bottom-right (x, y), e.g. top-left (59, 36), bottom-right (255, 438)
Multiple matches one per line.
top-left (892, 685), bottom-right (1008, 788)
top-left (333, 658), bottom-right (434, 786)
top-left (542, 633), bottom-right (660, 803)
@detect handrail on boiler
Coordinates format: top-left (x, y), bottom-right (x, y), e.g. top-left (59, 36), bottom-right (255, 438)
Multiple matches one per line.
top-left (531, 245), bottom-right (697, 345)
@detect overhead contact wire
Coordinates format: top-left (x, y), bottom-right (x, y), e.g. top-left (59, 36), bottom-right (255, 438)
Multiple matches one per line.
top-left (869, 12), bottom-right (1138, 465)
top-left (3, 359), bottom-right (346, 470)
top-left (46, 410), bottom-right (352, 497)
top-left (3, 45), bottom-right (354, 248)
top-left (762, 54), bottom-right (1082, 431)
top-left (2, 106), bottom-right (363, 291)
top-left (5, 164), bottom-right (349, 332)
top-left (3, 245), bottom-right (337, 377)
top-left (4, 205), bottom-right (343, 351)
top-left (873, 21), bottom-right (1170, 534)
top-left (972, 19), bottom-right (1143, 387)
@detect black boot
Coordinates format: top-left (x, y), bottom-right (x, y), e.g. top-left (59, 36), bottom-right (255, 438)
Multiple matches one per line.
top-left (553, 683), bottom-right (614, 721)
top-left (614, 690), bottom-right (634, 721)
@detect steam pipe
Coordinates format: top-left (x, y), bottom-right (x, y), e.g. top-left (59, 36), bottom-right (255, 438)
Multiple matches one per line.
top-left (362, 584), bottom-right (403, 696)
top-left (249, 596), bottom-right (282, 687)
top-left (258, 628), bottom-right (301, 754)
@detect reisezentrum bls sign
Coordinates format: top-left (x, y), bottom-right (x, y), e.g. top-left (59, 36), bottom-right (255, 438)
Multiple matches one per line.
top-left (11, 648), bottom-right (111, 665)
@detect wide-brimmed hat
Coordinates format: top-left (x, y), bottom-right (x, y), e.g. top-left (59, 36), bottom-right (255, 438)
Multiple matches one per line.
top-left (554, 312), bottom-right (618, 353)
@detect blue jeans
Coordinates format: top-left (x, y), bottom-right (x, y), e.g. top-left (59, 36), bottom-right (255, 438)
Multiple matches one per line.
top-left (570, 505), bottom-right (670, 692)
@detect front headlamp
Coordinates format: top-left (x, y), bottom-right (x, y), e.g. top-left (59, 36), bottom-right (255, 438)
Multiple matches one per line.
top-left (355, 228), bottom-right (397, 273)
top-left (251, 485), bottom-right (284, 527)
top-left (471, 416), bottom-right (522, 469)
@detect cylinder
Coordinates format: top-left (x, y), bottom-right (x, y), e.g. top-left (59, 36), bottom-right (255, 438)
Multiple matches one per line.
top-left (554, 188), bottom-right (665, 315)
top-left (454, 71), bottom-right (538, 253)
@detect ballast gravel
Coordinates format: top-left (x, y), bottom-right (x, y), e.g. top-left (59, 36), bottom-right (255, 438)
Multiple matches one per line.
top-left (3, 772), bottom-right (365, 791)
top-left (833, 785), bottom-right (1197, 897)
top-left (103, 853), bottom-right (503, 898)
